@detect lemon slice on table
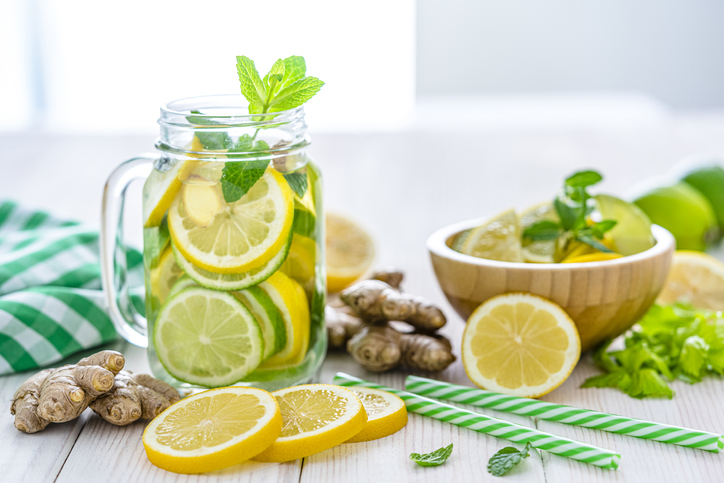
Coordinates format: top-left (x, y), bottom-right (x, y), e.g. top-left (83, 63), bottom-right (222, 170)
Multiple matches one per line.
top-left (458, 209), bottom-right (524, 262)
top-left (462, 293), bottom-right (581, 398)
top-left (657, 251), bottom-right (724, 311)
top-left (595, 194), bottom-right (655, 256)
top-left (252, 384), bottom-right (367, 462)
top-left (171, 234), bottom-right (291, 291)
top-left (345, 387), bottom-right (407, 443)
top-left (168, 168), bottom-right (294, 274)
top-left (142, 386), bottom-right (282, 474)
top-left (326, 213), bottom-right (375, 293)
top-left (154, 286), bottom-right (265, 387)
top-left (151, 246), bottom-right (184, 305)
top-left (258, 271), bottom-right (310, 368)
top-left (520, 202), bottom-right (559, 263)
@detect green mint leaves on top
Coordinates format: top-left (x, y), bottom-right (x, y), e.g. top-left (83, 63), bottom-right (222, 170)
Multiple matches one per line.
top-left (523, 170), bottom-right (617, 257)
top-left (409, 444), bottom-right (453, 467)
top-left (582, 303), bottom-right (724, 398)
top-left (487, 442), bottom-right (534, 477)
top-left (237, 55), bottom-right (324, 114)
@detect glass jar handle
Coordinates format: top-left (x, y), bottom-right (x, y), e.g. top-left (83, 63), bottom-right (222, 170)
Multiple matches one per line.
top-left (100, 154), bottom-right (157, 348)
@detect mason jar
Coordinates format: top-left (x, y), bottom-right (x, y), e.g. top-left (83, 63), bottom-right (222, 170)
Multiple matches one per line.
top-left (101, 95), bottom-right (326, 391)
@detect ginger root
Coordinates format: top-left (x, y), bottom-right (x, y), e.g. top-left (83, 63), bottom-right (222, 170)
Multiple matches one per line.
top-left (91, 371), bottom-right (180, 425)
top-left (340, 280), bottom-right (446, 332)
top-left (10, 350), bottom-right (180, 433)
top-left (347, 325), bottom-right (455, 372)
top-left (326, 306), bottom-right (367, 349)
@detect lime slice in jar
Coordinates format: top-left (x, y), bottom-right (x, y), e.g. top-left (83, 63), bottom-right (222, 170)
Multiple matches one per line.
top-left (167, 275), bottom-right (197, 299)
top-left (234, 286), bottom-right (288, 360)
top-left (168, 168), bottom-right (294, 273)
top-left (154, 286), bottom-right (264, 387)
top-left (171, 233), bottom-right (292, 291)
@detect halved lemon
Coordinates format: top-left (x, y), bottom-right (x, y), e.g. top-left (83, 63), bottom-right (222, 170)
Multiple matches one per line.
top-left (168, 168), bottom-right (294, 274)
top-left (345, 387), bottom-right (407, 443)
top-left (258, 272), bottom-right (310, 368)
top-left (520, 202), bottom-right (559, 263)
top-left (326, 213), bottom-right (375, 293)
top-left (458, 209), bottom-right (524, 262)
top-left (462, 293), bottom-right (581, 398)
top-left (151, 246), bottom-right (184, 305)
top-left (154, 286), bottom-right (265, 387)
top-left (252, 384), bottom-right (367, 462)
top-left (142, 386), bottom-right (282, 474)
top-left (657, 251), bottom-right (724, 311)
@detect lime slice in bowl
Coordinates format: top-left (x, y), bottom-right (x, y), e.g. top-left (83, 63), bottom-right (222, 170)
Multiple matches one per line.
top-left (596, 194), bottom-right (655, 256)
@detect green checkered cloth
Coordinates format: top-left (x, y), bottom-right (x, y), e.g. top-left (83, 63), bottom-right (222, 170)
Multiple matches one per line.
top-left (0, 201), bottom-right (143, 375)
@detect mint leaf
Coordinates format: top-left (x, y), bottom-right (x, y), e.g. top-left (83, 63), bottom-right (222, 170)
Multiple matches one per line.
top-left (269, 77), bottom-right (325, 112)
top-left (284, 172), bottom-right (308, 197)
top-left (575, 235), bottom-right (614, 253)
top-left (554, 197), bottom-right (578, 231)
top-left (264, 58), bottom-right (286, 96)
top-left (282, 56), bottom-right (306, 89)
top-left (221, 160), bottom-right (268, 203)
top-left (409, 444), bottom-right (453, 467)
top-left (523, 220), bottom-right (561, 241)
top-left (186, 111), bottom-right (233, 150)
top-left (236, 56), bottom-right (267, 107)
top-left (591, 220), bottom-right (617, 239)
top-left (487, 442), bottom-right (533, 477)
top-left (566, 170), bottom-right (603, 189)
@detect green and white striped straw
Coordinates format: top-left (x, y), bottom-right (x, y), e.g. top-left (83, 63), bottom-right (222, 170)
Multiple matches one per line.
top-left (406, 376), bottom-right (724, 453)
top-left (333, 373), bottom-right (621, 470)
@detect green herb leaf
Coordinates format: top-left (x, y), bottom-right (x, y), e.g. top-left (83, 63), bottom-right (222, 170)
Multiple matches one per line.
top-left (522, 220), bottom-right (561, 241)
top-left (409, 444), bottom-right (453, 467)
top-left (565, 170), bottom-right (603, 189)
top-left (186, 111), bottom-right (233, 150)
top-left (591, 220), bottom-right (617, 239)
top-left (220, 160), bottom-right (269, 203)
top-left (264, 58), bottom-right (286, 96)
top-left (554, 197), bottom-right (578, 231)
top-left (236, 56), bottom-right (267, 106)
top-left (282, 55), bottom-right (307, 89)
top-left (678, 335), bottom-right (709, 381)
top-left (269, 77), bottom-right (325, 112)
top-left (487, 442), bottom-right (533, 477)
top-left (284, 171), bottom-right (308, 197)
top-left (575, 235), bottom-right (614, 253)
top-left (581, 370), bottom-right (632, 392)
top-left (627, 368), bottom-right (674, 399)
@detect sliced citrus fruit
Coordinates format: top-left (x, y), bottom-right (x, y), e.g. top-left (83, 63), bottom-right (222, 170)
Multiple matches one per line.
top-left (151, 246), bottom-right (184, 305)
top-left (252, 384), bottom-right (367, 462)
top-left (326, 213), bottom-right (375, 293)
top-left (345, 387), bottom-right (407, 443)
top-left (181, 182), bottom-right (225, 227)
top-left (520, 202), bottom-right (559, 263)
top-left (168, 275), bottom-right (197, 299)
top-left (561, 252), bottom-right (623, 263)
top-left (143, 386), bottom-right (282, 474)
top-left (168, 168), bottom-right (294, 274)
top-left (259, 272), bottom-right (310, 368)
top-left (458, 209), bottom-right (524, 262)
top-left (595, 194), bottom-right (654, 256)
top-left (171, 234), bottom-right (290, 291)
top-left (462, 293), bottom-right (581, 398)
top-left (143, 159), bottom-right (184, 228)
top-left (657, 251), bottom-right (724, 311)
top-left (234, 286), bottom-right (287, 361)
top-left (154, 286), bottom-right (264, 387)
top-left (280, 233), bottom-right (316, 299)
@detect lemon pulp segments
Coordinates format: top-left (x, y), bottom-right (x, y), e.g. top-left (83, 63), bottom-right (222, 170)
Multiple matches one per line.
top-left (657, 251), bottom-right (724, 311)
top-left (252, 384), bottom-right (367, 462)
top-left (154, 286), bottom-right (264, 387)
top-left (462, 293), bottom-right (581, 398)
top-left (345, 387), bottom-right (407, 443)
top-left (459, 209), bottom-right (524, 262)
top-left (168, 168), bottom-right (293, 273)
top-left (142, 386), bottom-right (282, 474)
top-left (151, 247), bottom-right (184, 305)
top-left (326, 213), bottom-right (375, 292)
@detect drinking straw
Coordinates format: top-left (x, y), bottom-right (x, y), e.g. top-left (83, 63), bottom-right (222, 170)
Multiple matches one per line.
top-left (333, 373), bottom-right (621, 470)
top-left (405, 376), bottom-right (724, 454)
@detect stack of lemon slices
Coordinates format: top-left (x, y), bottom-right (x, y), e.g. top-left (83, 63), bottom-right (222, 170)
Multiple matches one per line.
top-left (143, 383), bottom-right (408, 474)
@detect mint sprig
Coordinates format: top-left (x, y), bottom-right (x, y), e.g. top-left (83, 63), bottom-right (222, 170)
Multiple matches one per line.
top-left (523, 170), bottom-right (617, 259)
top-left (409, 444), bottom-right (453, 467)
top-left (487, 442), bottom-right (533, 477)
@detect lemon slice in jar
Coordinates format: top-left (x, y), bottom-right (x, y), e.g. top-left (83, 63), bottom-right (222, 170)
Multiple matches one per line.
top-left (150, 247), bottom-right (184, 305)
top-left (168, 168), bottom-right (294, 273)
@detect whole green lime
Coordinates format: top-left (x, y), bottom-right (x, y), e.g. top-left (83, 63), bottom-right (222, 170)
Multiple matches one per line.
top-left (633, 182), bottom-right (719, 251)
top-left (680, 164), bottom-right (724, 240)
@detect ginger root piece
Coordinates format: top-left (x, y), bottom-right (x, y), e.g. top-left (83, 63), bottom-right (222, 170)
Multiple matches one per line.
top-left (369, 267), bottom-right (404, 290)
top-left (91, 371), bottom-right (180, 425)
top-left (326, 306), bottom-right (367, 349)
top-left (347, 325), bottom-right (455, 372)
top-left (340, 280), bottom-right (446, 332)
top-left (11, 369), bottom-right (54, 434)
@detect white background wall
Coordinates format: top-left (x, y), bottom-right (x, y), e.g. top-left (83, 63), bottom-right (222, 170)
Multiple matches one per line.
top-left (417, 0), bottom-right (724, 109)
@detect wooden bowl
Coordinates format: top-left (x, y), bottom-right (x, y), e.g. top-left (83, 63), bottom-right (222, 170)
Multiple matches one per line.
top-left (427, 221), bottom-right (674, 351)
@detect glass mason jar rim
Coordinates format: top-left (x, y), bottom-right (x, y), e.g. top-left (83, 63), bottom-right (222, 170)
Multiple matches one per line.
top-left (156, 94), bottom-right (309, 158)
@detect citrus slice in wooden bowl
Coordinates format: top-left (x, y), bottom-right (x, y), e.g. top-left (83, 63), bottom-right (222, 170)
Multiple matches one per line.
top-left (462, 293), bottom-right (581, 398)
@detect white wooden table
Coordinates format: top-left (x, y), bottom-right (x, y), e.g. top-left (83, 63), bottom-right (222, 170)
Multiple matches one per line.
top-left (2, 100), bottom-right (724, 482)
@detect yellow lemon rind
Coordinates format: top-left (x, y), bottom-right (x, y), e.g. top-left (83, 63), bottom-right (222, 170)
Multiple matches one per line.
top-left (344, 387), bottom-right (408, 443)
